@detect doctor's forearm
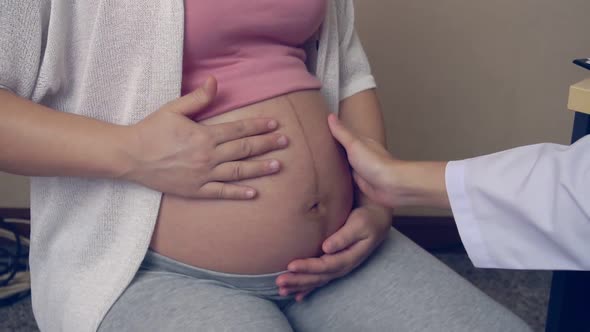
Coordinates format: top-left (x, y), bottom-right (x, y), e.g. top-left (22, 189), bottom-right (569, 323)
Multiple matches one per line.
top-left (391, 161), bottom-right (451, 210)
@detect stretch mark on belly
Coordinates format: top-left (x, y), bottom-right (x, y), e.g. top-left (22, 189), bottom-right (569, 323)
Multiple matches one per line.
top-left (285, 94), bottom-right (320, 209)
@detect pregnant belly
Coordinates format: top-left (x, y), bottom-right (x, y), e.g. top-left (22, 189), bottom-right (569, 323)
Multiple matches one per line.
top-left (149, 90), bottom-right (354, 274)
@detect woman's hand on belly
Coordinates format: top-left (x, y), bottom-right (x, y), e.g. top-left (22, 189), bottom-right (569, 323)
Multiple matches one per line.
top-left (275, 204), bottom-right (392, 301)
top-left (125, 77), bottom-right (289, 199)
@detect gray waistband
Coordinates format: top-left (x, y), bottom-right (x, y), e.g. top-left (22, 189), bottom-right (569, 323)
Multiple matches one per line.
top-left (141, 250), bottom-right (287, 293)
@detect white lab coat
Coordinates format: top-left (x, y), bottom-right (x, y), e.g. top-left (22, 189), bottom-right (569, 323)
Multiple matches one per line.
top-left (446, 135), bottom-right (590, 270)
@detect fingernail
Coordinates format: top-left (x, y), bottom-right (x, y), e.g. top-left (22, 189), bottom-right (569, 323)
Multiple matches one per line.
top-left (245, 189), bottom-right (256, 198)
top-left (269, 160), bottom-right (280, 172)
top-left (277, 135), bottom-right (288, 146)
top-left (268, 120), bottom-right (278, 129)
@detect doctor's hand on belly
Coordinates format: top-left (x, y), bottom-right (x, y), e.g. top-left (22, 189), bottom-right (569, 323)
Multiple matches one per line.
top-left (124, 77), bottom-right (289, 199)
top-left (326, 113), bottom-right (448, 209)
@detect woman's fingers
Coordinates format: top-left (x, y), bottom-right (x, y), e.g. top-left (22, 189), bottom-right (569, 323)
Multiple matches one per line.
top-left (287, 252), bottom-right (353, 275)
top-left (287, 257), bottom-right (332, 275)
top-left (277, 273), bottom-right (327, 289)
top-left (208, 118), bottom-right (280, 145)
top-left (214, 133), bottom-right (288, 163)
top-left (322, 216), bottom-right (368, 255)
top-left (278, 275), bottom-right (338, 296)
top-left (195, 182), bottom-right (258, 200)
top-left (210, 159), bottom-right (281, 182)
top-left (294, 290), bottom-right (313, 302)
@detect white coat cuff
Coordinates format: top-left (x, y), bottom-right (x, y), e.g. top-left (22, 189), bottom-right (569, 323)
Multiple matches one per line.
top-left (445, 160), bottom-right (496, 268)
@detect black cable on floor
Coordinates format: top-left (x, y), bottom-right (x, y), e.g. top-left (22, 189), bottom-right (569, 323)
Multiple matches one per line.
top-left (0, 218), bottom-right (30, 307)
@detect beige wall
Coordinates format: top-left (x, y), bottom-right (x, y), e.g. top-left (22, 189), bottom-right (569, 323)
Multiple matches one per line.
top-left (356, 0), bottom-right (589, 157)
top-left (1, 1), bottom-right (590, 211)
top-left (0, 172), bottom-right (29, 208)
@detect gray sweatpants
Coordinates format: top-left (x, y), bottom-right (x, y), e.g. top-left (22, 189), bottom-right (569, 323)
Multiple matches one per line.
top-left (99, 229), bottom-right (532, 332)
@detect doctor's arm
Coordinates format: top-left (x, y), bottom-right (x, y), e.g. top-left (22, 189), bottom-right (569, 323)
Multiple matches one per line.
top-left (329, 115), bottom-right (590, 270)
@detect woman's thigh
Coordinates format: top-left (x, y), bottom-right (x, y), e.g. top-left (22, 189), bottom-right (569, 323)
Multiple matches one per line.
top-left (283, 228), bottom-right (532, 332)
top-left (99, 270), bottom-right (293, 332)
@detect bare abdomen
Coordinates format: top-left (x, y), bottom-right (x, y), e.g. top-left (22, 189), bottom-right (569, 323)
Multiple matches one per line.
top-left (150, 90), bottom-right (353, 274)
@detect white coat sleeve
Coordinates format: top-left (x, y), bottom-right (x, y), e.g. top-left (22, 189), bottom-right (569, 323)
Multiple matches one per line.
top-left (446, 135), bottom-right (590, 270)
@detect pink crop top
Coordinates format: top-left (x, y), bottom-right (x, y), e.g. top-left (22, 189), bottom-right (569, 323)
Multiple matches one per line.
top-left (182, 0), bottom-right (326, 120)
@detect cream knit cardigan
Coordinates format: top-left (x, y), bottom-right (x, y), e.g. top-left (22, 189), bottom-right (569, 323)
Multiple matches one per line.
top-left (0, 1), bottom-right (376, 330)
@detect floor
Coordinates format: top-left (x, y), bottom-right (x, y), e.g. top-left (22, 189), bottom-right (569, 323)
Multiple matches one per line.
top-left (0, 250), bottom-right (551, 332)
top-left (434, 252), bottom-right (551, 331)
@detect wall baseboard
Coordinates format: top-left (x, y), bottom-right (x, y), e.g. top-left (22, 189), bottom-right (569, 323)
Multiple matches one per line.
top-left (0, 208), bottom-right (464, 252)
top-left (0, 208), bottom-right (30, 220)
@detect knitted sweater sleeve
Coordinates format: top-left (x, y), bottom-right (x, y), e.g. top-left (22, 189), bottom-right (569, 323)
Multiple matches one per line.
top-left (336, 0), bottom-right (377, 100)
top-left (0, 0), bottom-right (50, 99)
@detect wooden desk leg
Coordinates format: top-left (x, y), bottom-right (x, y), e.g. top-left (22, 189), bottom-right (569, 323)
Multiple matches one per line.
top-left (545, 112), bottom-right (590, 332)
